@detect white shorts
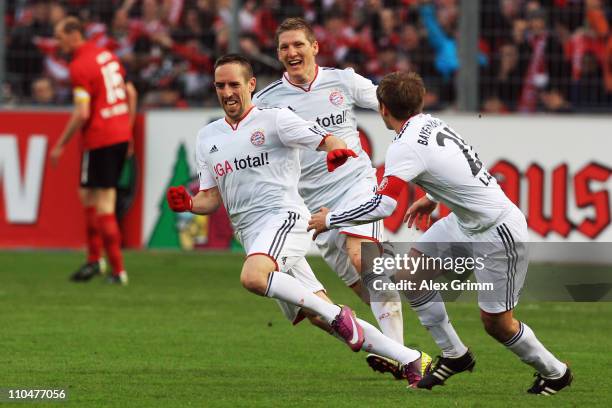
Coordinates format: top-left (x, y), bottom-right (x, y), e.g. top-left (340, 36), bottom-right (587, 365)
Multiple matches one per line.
top-left (313, 175), bottom-right (384, 286)
top-left (242, 211), bottom-right (325, 323)
top-left (415, 206), bottom-right (529, 314)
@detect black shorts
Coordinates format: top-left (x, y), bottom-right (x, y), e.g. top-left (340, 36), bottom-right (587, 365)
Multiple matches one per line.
top-left (80, 142), bottom-right (129, 188)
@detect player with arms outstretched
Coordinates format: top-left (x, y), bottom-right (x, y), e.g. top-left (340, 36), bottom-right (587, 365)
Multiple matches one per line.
top-left (253, 18), bottom-right (407, 379)
top-left (309, 71), bottom-right (572, 395)
top-left (50, 17), bottom-right (137, 285)
top-left (166, 55), bottom-right (430, 387)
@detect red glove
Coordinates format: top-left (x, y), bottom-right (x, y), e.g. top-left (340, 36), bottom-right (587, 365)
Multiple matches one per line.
top-left (326, 149), bottom-right (357, 172)
top-left (166, 186), bottom-right (193, 212)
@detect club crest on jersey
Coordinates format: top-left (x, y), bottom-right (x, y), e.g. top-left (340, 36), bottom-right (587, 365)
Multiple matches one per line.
top-left (377, 177), bottom-right (388, 192)
top-left (329, 89), bottom-right (345, 106)
top-left (250, 129), bottom-right (265, 146)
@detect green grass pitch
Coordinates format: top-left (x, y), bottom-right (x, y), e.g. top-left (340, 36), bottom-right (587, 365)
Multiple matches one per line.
top-left (0, 251), bottom-right (610, 407)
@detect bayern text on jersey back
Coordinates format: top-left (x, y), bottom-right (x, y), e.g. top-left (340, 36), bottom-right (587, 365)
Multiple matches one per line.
top-left (70, 41), bottom-right (132, 150)
top-left (253, 66), bottom-right (378, 212)
top-left (196, 107), bottom-right (328, 233)
top-left (385, 114), bottom-right (513, 233)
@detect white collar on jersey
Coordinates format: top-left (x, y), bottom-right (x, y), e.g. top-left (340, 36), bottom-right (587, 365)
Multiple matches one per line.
top-left (224, 105), bottom-right (256, 131)
top-left (282, 65), bottom-right (320, 92)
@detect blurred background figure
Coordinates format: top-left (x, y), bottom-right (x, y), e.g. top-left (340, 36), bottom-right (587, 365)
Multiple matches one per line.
top-left (2, 0), bottom-right (611, 112)
top-left (30, 76), bottom-right (57, 105)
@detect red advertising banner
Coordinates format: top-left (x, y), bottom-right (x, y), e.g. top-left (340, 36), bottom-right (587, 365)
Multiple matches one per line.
top-left (0, 111), bottom-right (143, 248)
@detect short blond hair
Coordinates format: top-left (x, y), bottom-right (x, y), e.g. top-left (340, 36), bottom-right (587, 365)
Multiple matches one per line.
top-left (275, 17), bottom-right (316, 46)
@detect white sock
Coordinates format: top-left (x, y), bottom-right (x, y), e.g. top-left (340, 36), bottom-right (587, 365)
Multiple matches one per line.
top-left (358, 318), bottom-right (420, 364)
top-left (370, 301), bottom-right (404, 344)
top-left (265, 272), bottom-right (340, 323)
top-left (362, 269), bottom-right (405, 344)
top-left (505, 322), bottom-right (567, 379)
top-left (409, 291), bottom-right (467, 358)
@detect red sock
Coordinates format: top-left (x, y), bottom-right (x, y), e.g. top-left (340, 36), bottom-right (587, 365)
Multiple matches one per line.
top-left (85, 206), bottom-right (103, 263)
top-left (97, 214), bottom-right (124, 276)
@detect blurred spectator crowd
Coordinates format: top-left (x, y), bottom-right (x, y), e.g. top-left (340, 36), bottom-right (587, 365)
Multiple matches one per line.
top-left (3, 0), bottom-right (612, 112)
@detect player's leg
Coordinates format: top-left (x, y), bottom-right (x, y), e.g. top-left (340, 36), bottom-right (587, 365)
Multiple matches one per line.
top-left (70, 152), bottom-right (104, 281)
top-left (395, 215), bottom-right (473, 389)
top-left (402, 216), bottom-right (468, 358)
top-left (348, 280), bottom-right (371, 305)
top-left (242, 213), bottom-right (365, 350)
top-left (481, 310), bottom-right (571, 395)
top-left (79, 187), bottom-right (103, 266)
top-left (240, 253), bottom-right (363, 349)
top-left (345, 234), bottom-right (414, 380)
top-left (345, 234), bottom-right (404, 344)
top-left (285, 260), bottom-right (429, 387)
top-left (323, 174), bottom-right (405, 343)
top-left (478, 212), bottom-right (571, 395)
top-left (94, 187), bottom-right (127, 284)
top-left (315, 233), bottom-right (370, 304)
top-left (316, 230), bottom-right (408, 379)
top-left (250, 213), bottom-right (428, 376)
top-left (400, 249), bottom-right (473, 390)
top-left (88, 142), bottom-right (129, 285)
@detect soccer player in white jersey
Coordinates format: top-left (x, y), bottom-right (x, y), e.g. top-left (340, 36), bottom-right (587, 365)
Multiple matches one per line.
top-left (309, 71), bottom-right (573, 395)
top-left (166, 55), bottom-right (430, 387)
top-left (253, 17), bottom-right (407, 379)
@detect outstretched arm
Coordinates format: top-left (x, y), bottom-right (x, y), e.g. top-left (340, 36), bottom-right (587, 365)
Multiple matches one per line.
top-left (308, 175), bottom-right (405, 239)
top-left (316, 134), bottom-right (346, 152)
top-left (167, 186), bottom-right (222, 215)
top-left (276, 107), bottom-right (357, 172)
top-left (317, 134), bottom-right (357, 172)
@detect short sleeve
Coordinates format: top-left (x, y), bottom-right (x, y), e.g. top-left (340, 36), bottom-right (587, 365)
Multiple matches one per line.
top-left (348, 69), bottom-right (379, 111)
top-left (383, 142), bottom-right (426, 182)
top-left (196, 134), bottom-right (217, 190)
top-left (252, 92), bottom-right (267, 108)
top-left (69, 63), bottom-right (92, 94)
top-left (275, 108), bottom-right (326, 150)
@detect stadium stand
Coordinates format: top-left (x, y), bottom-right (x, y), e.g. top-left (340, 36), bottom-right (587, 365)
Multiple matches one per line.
top-left (3, 0), bottom-right (611, 111)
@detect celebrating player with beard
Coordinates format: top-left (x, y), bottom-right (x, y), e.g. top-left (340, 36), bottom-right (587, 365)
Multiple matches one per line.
top-left (166, 55), bottom-right (431, 387)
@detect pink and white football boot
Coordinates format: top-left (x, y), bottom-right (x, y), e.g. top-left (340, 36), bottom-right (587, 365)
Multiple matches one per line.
top-left (330, 305), bottom-right (364, 352)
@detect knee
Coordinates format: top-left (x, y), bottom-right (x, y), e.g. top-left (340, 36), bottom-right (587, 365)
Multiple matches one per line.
top-left (240, 255), bottom-right (276, 295)
top-left (240, 268), bottom-right (268, 295)
top-left (480, 311), bottom-right (516, 342)
top-left (96, 189), bottom-right (117, 214)
top-left (345, 238), bottom-right (363, 274)
top-left (348, 252), bottom-right (361, 274)
top-left (349, 281), bottom-right (370, 305)
top-left (481, 315), bottom-right (499, 338)
top-left (79, 188), bottom-right (94, 206)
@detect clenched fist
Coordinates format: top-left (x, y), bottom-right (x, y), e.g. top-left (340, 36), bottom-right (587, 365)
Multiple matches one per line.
top-left (166, 186), bottom-right (193, 212)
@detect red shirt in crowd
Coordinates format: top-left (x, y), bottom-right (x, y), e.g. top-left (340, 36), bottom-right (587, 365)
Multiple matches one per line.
top-left (69, 41), bottom-right (132, 150)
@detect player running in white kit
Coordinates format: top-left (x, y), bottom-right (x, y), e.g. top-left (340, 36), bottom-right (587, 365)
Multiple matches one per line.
top-left (166, 55), bottom-right (430, 387)
top-left (253, 17), bottom-right (406, 379)
top-left (309, 71), bottom-right (572, 395)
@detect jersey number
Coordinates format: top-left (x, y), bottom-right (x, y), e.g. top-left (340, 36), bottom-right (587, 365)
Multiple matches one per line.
top-left (436, 127), bottom-right (493, 186)
top-left (101, 61), bottom-right (126, 104)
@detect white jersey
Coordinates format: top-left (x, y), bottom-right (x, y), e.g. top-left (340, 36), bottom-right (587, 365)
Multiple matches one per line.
top-left (328, 113), bottom-right (514, 233)
top-left (196, 106), bottom-right (327, 234)
top-left (253, 66), bottom-right (378, 211)
top-left (385, 113), bottom-right (513, 232)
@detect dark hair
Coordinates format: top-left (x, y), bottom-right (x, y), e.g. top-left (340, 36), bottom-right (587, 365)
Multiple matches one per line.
top-left (376, 71), bottom-right (425, 119)
top-left (58, 16), bottom-right (84, 36)
top-left (214, 54), bottom-right (254, 80)
top-left (275, 17), bottom-right (316, 46)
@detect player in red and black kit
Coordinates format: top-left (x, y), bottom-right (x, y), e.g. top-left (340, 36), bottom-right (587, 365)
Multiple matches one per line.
top-left (50, 16), bottom-right (137, 285)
